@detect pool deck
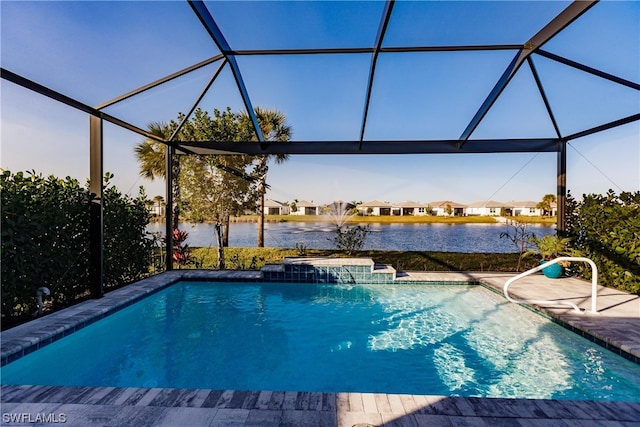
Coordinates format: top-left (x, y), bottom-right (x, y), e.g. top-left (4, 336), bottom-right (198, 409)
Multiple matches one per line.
top-left (2, 267), bottom-right (640, 426)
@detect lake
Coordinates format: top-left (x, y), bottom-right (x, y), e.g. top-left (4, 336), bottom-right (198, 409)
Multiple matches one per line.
top-left (147, 221), bottom-right (555, 253)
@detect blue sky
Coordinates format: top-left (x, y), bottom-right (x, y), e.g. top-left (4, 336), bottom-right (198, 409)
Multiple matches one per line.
top-left (1, 1), bottom-right (638, 205)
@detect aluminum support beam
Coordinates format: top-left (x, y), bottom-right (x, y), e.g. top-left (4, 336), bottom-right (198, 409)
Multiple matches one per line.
top-left (536, 49), bottom-right (640, 91)
top-left (188, 0), bottom-right (265, 147)
top-left (165, 145), bottom-right (174, 271)
top-left (1, 68), bottom-right (166, 144)
top-left (89, 116), bottom-right (104, 299)
top-left (95, 55), bottom-right (225, 110)
top-left (360, 0), bottom-right (395, 145)
top-left (176, 138), bottom-right (559, 155)
top-left (458, 0), bottom-right (597, 147)
top-left (168, 59), bottom-right (228, 142)
top-left (528, 57), bottom-right (563, 139)
top-left (458, 50), bottom-right (523, 146)
top-left (523, 1), bottom-right (597, 52)
top-left (229, 45), bottom-right (522, 56)
top-left (565, 114), bottom-right (640, 142)
top-left (557, 140), bottom-right (567, 235)
top-left (171, 154), bottom-right (257, 182)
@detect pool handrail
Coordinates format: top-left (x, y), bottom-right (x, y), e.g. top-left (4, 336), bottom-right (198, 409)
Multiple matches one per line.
top-left (503, 257), bottom-right (599, 315)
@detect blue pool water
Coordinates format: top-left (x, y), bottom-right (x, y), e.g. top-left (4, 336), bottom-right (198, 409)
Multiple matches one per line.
top-left (2, 282), bottom-right (640, 401)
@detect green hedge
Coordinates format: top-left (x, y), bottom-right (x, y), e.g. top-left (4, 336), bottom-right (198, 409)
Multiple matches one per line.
top-left (566, 190), bottom-right (640, 294)
top-left (1, 170), bottom-right (154, 324)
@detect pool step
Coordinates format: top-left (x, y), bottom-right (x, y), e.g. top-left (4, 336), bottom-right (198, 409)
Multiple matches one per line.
top-left (261, 257), bottom-right (396, 284)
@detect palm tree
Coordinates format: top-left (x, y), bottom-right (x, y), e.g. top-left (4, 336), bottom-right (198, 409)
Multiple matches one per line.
top-left (135, 122), bottom-right (166, 179)
top-left (536, 193), bottom-right (557, 217)
top-left (134, 121), bottom-right (181, 228)
top-left (240, 107), bottom-right (292, 247)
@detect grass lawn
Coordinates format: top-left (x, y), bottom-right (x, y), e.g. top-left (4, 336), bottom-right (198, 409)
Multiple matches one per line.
top-left (190, 247), bottom-right (538, 272)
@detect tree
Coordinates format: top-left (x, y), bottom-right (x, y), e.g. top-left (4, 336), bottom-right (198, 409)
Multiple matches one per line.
top-left (135, 121), bottom-right (181, 228)
top-left (136, 108), bottom-right (271, 268)
top-left (135, 107), bottom-right (290, 266)
top-left (177, 108), bottom-right (259, 267)
top-left (239, 107), bottom-right (292, 247)
top-left (180, 151), bottom-right (256, 269)
top-left (499, 220), bottom-right (535, 272)
top-left (537, 193), bottom-right (556, 217)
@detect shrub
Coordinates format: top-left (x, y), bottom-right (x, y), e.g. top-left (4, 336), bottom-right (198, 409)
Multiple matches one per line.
top-left (330, 224), bottom-right (370, 255)
top-left (565, 190), bottom-right (640, 294)
top-left (499, 220), bottom-right (535, 271)
top-left (1, 171), bottom-right (89, 315)
top-left (103, 176), bottom-right (155, 286)
top-left (1, 170), bottom-right (153, 325)
top-left (294, 241), bottom-right (308, 256)
top-left (167, 228), bottom-right (192, 268)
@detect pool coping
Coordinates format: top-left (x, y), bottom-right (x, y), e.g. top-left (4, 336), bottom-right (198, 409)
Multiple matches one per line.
top-left (2, 384), bottom-right (640, 426)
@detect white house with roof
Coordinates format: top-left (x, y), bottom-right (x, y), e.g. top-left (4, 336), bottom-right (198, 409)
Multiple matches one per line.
top-left (508, 201), bottom-right (542, 216)
top-left (393, 201), bottom-right (429, 216)
top-left (290, 200), bottom-right (321, 216)
top-left (428, 200), bottom-right (467, 216)
top-left (466, 200), bottom-right (507, 216)
top-left (504, 201), bottom-right (557, 216)
top-left (357, 200), bottom-right (393, 216)
top-left (541, 202), bottom-right (558, 217)
top-left (263, 199), bottom-right (290, 215)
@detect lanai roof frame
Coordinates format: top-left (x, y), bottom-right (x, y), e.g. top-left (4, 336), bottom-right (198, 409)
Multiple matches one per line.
top-left (1, 0), bottom-right (638, 298)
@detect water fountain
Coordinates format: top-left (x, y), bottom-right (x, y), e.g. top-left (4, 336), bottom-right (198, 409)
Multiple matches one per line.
top-left (325, 201), bottom-right (369, 254)
top-left (326, 200), bottom-right (357, 227)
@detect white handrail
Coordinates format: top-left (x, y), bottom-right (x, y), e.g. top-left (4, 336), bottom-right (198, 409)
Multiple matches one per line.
top-left (503, 257), bottom-right (599, 314)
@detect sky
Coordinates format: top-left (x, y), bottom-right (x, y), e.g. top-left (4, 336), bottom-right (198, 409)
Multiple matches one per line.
top-left (1, 0), bottom-right (638, 206)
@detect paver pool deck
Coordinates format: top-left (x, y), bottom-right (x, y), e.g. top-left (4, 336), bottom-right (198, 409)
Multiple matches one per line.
top-left (1, 265), bottom-right (639, 426)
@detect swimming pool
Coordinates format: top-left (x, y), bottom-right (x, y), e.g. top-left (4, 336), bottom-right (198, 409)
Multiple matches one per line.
top-left (2, 281), bottom-right (640, 401)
